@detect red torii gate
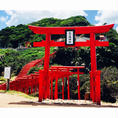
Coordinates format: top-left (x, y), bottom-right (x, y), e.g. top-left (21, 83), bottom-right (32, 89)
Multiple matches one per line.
top-left (49, 66), bottom-right (85, 100)
top-left (29, 24), bottom-right (114, 105)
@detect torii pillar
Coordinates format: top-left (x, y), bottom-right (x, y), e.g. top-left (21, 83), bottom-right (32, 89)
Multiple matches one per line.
top-left (43, 33), bottom-right (50, 99)
top-left (90, 33), bottom-right (99, 104)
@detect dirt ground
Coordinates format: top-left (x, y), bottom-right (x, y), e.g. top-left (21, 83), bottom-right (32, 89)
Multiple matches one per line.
top-left (0, 92), bottom-right (118, 108)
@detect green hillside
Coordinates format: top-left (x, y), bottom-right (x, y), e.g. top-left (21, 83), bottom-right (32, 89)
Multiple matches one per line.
top-left (0, 16), bottom-right (91, 48)
top-left (0, 47), bottom-right (54, 76)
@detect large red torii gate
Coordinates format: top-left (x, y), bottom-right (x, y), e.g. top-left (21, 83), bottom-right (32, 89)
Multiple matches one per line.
top-left (29, 24), bottom-right (114, 105)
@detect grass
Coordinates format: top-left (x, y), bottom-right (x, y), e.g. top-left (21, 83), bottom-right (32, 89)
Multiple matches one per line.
top-left (0, 90), bottom-right (38, 99)
top-left (0, 76), bottom-right (17, 85)
top-left (19, 47), bottom-right (55, 59)
top-left (0, 76), bottom-right (6, 84)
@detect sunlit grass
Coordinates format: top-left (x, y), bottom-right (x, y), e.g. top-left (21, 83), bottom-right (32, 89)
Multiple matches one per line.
top-left (0, 90), bottom-right (38, 99)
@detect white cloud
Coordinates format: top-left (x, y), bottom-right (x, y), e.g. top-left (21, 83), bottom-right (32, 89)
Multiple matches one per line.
top-left (95, 10), bottom-right (118, 26)
top-left (4, 10), bottom-right (87, 27)
top-left (0, 16), bottom-right (8, 22)
top-left (116, 26), bottom-right (118, 33)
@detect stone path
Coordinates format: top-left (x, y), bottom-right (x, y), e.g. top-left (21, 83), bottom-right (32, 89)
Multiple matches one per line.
top-left (0, 93), bottom-right (117, 108)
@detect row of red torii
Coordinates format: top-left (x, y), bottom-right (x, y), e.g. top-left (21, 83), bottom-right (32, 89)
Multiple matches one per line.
top-left (29, 24), bottom-right (114, 105)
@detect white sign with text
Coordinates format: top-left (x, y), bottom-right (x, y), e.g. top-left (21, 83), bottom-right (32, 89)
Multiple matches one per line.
top-left (4, 67), bottom-right (11, 79)
top-left (65, 30), bottom-right (75, 45)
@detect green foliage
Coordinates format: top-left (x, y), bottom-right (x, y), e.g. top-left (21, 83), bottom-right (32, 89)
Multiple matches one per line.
top-left (0, 90), bottom-right (37, 99)
top-left (0, 16), bottom-right (91, 49)
top-left (52, 47), bottom-right (78, 66)
top-left (30, 17), bottom-right (62, 27)
top-left (101, 66), bottom-right (118, 103)
top-left (96, 45), bottom-right (118, 69)
top-left (0, 49), bottom-right (26, 75)
top-left (19, 47), bottom-right (45, 62)
top-left (0, 76), bottom-right (6, 84)
top-left (0, 47), bottom-right (54, 76)
top-left (0, 25), bottom-right (34, 48)
top-left (28, 63), bottom-right (63, 75)
top-left (31, 16), bottom-right (91, 27)
top-left (60, 16), bottom-right (90, 26)
top-left (28, 66), bottom-right (42, 75)
top-left (105, 29), bottom-right (118, 45)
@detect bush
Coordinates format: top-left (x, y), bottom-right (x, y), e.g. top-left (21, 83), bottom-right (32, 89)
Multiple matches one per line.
top-left (0, 49), bottom-right (25, 75)
top-left (28, 66), bottom-right (43, 75)
top-left (101, 66), bottom-right (118, 103)
top-left (0, 76), bottom-right (6, 84)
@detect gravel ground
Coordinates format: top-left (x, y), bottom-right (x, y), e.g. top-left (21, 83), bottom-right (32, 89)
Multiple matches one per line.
top-left (0, 93), bottom-right (117, 108)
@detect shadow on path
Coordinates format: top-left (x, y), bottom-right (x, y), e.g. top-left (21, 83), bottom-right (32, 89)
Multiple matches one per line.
top-left (9, 101), bottom-right (118, 108)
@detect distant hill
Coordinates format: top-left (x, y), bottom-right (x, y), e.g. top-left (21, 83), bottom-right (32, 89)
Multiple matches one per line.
top-left (30, 16), bottom-right (91, 27)
top-left (0, 16), bottom-right (91, 48)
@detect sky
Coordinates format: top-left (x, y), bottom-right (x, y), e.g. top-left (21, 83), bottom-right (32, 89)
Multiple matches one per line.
top-left (0, 10), bottom-right (118, 32)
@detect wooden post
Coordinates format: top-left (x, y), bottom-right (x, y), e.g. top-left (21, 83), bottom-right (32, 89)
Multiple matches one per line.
top-left (6, 79), bottom-right (10, 91)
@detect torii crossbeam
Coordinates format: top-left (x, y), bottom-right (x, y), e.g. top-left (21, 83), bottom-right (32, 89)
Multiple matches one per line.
top-left (29, 24), bottom-right (114, 105)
